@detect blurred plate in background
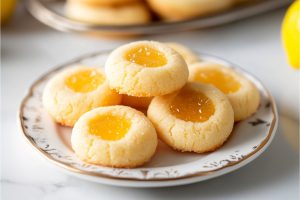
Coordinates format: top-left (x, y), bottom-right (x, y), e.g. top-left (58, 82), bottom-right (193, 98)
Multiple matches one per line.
top-left (26, 0), bottom-right (292, 36)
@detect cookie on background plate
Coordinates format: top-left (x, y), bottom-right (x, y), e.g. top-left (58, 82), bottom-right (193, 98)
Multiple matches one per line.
top-left (65, 1), bottom-right (151, 25)
top-left (147, 0), bottom-right (233, 21)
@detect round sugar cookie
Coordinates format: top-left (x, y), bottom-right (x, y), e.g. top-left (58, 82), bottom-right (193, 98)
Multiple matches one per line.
top-left (71, 106), bottom-right (158, 168)
top-left (65, 1), bottom-right (151, 25)
top-left (42, 66), bottom-right (122, 127)
top-left (189, 62), bottom-right (260, 121)
top-left (69, 0), bottom-right (139, 6)
top-left (166, 42), bottom-right (200, 66)
top-left (147, 82), bottom-right (234, 153)
top-left (147, 0), bottom-right (233, 21)
top-left (105, 41), bottom-right (189, 97)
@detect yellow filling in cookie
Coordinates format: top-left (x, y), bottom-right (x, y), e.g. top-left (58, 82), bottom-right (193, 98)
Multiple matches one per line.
top-left (125, 45), bottom-right (167, 67)
top-left (189, 62), bottom-right (260, 121)
top-left (147, 82), bottom-right (234, 153)
top-left (170, 87), bottom-right (215, 122)
top-left (88, 115), bottom-right (131, 141)
top-left (65, 69), bottom-right (105, 93)
top-left (105, 41), bottom-right (188, 97)
top-left (71, 106), bottom-right (158, 168)
top-left (194, 68), bottom-right (241, 94)
top-left (43, 66), bottom-right (122, 127)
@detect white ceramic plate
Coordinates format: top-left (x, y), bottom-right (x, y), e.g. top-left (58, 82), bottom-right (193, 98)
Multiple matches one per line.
top-left (19, 51), bottom-right (278, 187)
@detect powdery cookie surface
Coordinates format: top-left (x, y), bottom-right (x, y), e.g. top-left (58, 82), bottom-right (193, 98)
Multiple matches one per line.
top-left (43, 66), bottom-right (121, 127)
top-left (147, 82), bottom-right (234, 153)
top-left (105, 41), bottom-right (189, 97)
top-left (65, 1), bottom-right (151, 25)
top-left (166, 42), bottom-right (200, 66)
top-left (147, 0), bottom-right (233, 21)
top-left (189, 62), bottom-right (260, 121)
top-left (71, 106), bottom-right (158, 168)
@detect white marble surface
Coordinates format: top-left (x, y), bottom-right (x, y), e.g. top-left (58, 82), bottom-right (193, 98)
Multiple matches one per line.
top-left (1, 5), bottom-right (299, 200)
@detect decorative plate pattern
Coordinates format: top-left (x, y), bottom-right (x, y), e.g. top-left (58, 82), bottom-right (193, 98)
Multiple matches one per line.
top-left (19, 51), bottom-right (278, 182)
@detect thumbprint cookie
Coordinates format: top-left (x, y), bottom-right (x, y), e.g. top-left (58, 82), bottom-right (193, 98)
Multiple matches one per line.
top-left (147, 82), bottom-right (234, 153)
top-left (105, 41), bottom-right (189, 97)
top-left (71, 106), bottom-right (158, 167)
top-left (189, 62), bottom-right (260, 121)
top-left (42, 66), bottom-right (121, 126)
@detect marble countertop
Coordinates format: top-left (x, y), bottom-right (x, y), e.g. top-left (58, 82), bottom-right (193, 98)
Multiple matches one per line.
top-left (1, 6), bottom-right (299, 200)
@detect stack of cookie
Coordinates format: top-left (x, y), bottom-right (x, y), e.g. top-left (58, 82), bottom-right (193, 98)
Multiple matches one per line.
top-left (43, 41), bottom-right (260, 168)
top-left (65, 0), bottom-right (151, 25)
top-left (65, 0), bottom-right (255, 25)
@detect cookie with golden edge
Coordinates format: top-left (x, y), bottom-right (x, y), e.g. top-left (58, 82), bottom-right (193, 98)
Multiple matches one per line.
top-left (42, 66), bottom-right (122, 127)
top-left (166, 42), bottom-right (200, 66)
top-left (122, 95), bottom-right (153, 109)
top-left (147, 0), bottom-right (233, 21)
top-left (65, 1), bottom-right (151, 25)
top-left (147, 82), bottom-right (234, 153)
top-left (105, 41), bottom-right (189, 97)
top-left (189, 62), bottom-right (260, 121)
top-left (69, 0), bottom-right (138, 6)
top-left (71, 106), bottom-right (158, 168)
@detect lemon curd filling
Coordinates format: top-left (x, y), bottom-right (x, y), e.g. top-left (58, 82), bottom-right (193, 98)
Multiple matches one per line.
top-left (65, 69), bottom-right (105, 93)
top-left (194, 68), bottom-right (241, 94)
top-left (125, 45), bottom-right (167, 67)
top-left (88, 115), bottom-right (131, 141)
top-left (170, 87), bottom-right (215, 122)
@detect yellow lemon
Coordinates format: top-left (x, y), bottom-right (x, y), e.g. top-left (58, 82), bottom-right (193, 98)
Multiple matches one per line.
top-left (1, 0), bottom-right (17, 24)
top-left (282, 0), bottom-right (300, 69)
